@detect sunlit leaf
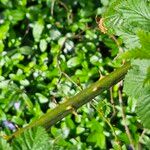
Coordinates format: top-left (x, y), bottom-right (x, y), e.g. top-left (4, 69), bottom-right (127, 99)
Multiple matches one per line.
top-left (33, 19), bottom-right (44, 42)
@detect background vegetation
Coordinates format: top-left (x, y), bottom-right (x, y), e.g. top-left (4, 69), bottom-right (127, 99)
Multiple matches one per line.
top-left (0, 0), bottom-right (150, 149)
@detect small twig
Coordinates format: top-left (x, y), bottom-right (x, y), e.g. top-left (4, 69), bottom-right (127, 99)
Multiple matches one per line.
top-left (51, 0), bottom-right (56, 16)
top-left (91, 103), bottom-right (122, 149)
top-left (72, 25), bottom-right (91, 39)
top-left (139, 129), bottom-right (147, 142)
top-left (118, 81), bottom-right (135, 150)
top-left (76, 77), bottom-right (84, 90)
top-left (110, 87), bottom-right (116, 120)
top-left (22, 23), bottom-right (30, 40)
top-left (61, 72), bottom-right (82, 91)
top-left (51, 135), bottom-right (62, 149)
top-left (109, 35), bottom-right (123, 53)
top-left (138, 129), bottom-right (147, 150)
top-left (58, 0), bottom-right (73, 24)
top-left (56, 37), bottom-right (82, 91)
top-left (58, 1), bottom-right (68, 11)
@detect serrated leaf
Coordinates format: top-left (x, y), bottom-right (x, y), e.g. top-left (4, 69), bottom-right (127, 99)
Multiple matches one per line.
top-left (120, 31), bottom-right (150, 59)
top-left (146, 138), bottom-right (150, 150)
top-left (138, 30), bottom-right (150, 50)
top-left (12, 126), bottom-right (50, 150)
top-left (136, 88), bottom-right (150, 129)
top-left (0, 138), bottom-right (12, 150)
top-left (117, 0), bottom-right (150, 30)
top-left (104, 0), bottom-right (150, 30)
top-left (124, 59), bottom-right (150, 99)
top-left (104, 0), bottom-right (150, 48)
top-left (124, 59), bottom-right (150, 129)
top-left (144, 67), bottom-right (150, 86)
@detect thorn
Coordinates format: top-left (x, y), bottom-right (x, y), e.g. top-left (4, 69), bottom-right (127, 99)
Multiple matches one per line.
top-left (72, 109), bottom-right (78, 116)
top-left (66, 106), bottom-right (78, 116)
top-left (98, 70), bottom-right (104, 80)
top-left (93, 87), bottom-right (97, 92)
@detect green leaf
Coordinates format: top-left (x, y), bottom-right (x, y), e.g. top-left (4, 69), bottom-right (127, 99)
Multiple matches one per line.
top-left (120, 31), bottom-right (150, 59)
top-left (146, 138), bottom-right (150, 150)
top-left (12, 116), bottom-right (24, 126)
top-left (50, 29), bottom-right (61, 40)
top-left (124, 59), bottom-right (150, 129)
top-left (4, 9), bottom-right (25, 25)
top-left (144, 67), bottom-right (150, 86)
top-left (35, 93), bottom-right (48, 103)
top-left (0, 80), bottom-right (10, 89)
top-left (65, 116), bottom-right (75, 130)
top-left (0, 22), bottom-right (9, 40)
top-left (0, 40), bottom-right (4, 52)
top-left (117, 0), bottom-right (150, 30)
top-left (12, 126), bottom-right (50, 150)
top-left (87, 119), bottom-right (106, 149)
top-left (18, 46), bottom-right (33, 55)
top-left (39, 39), bottom-right (47, 52)
top-left (67, 57), bottom-right (81, 68)
top-left (124, 59), bottom-right (150, 99)
top-left (33, 19), bottom-right (44, 42)
top-left (87, 131), bottom-right (105, 149)
top-left (90, 55), bottom-right (101, 65)
top-left (138, 30), bottom-right (150, 51)
top-left (51, 126), bottom-right (61, 137)
top-left (136, 87), bottom-right (150, 129)
top-left (104, 0), bottom-right (150, 48)
top-left (76, 126), bottom-right (85, 134)
top-left (0, 138), bottom-right (12, 150)
top-left (22, 93), bottom-right (34, 111)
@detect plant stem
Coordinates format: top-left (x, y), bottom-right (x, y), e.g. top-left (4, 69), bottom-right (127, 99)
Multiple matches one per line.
top-left (7, 62), bottom-right (131, 140)
top-left (110, 87), bottom-right (116, 120)
top-left (118, 81), bottom-right (135, 150)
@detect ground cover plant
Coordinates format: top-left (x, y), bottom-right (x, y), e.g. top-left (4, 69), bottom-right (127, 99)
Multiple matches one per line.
top-left (0, 0), bottom-right (150, 149)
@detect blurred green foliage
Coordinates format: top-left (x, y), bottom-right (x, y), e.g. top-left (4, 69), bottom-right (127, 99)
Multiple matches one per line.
top-left (0, 0), bottom-right (149, 149)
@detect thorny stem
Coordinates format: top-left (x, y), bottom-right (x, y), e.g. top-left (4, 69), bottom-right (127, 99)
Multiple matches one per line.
top-left (6, 62), bottom-right (131, 140)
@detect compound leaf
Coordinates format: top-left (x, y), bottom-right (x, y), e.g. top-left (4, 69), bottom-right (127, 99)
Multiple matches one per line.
top-left (120, 30), bottom-right (150, 59)
top-left (124, 59), bottom-right (150, 129)
top-left (104, 0), bottom-right (150, 48)
top-left (0, 138), bottom-right (12, 150)
top-left (12, 126), bottom-right (50, 150)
